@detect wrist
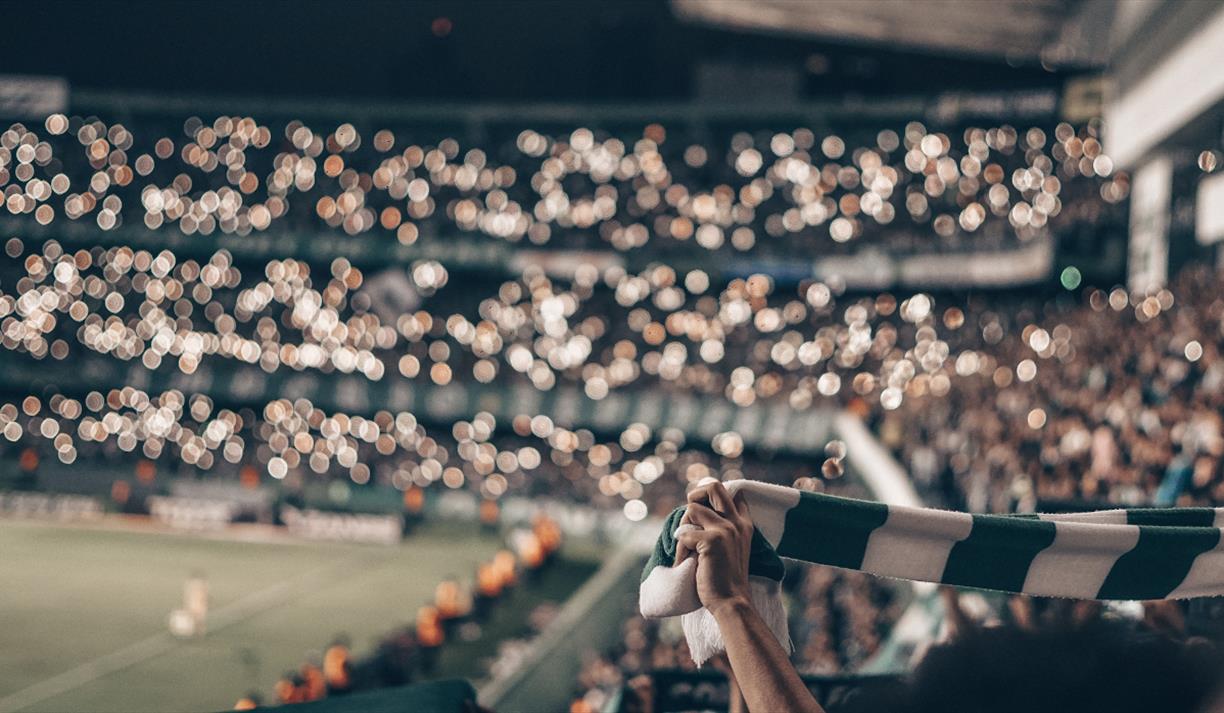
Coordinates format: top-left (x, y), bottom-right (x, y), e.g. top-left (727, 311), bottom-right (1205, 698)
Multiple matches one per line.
top-left (707, 594), bottom-right (753, 622)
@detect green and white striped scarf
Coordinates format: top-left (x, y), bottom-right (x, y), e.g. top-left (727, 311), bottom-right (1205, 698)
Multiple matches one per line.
top-left (640, 480), bottom-right (1224, 664)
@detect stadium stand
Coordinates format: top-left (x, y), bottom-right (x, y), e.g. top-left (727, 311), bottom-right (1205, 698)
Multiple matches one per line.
top-left (0, 104), bottom-right (1125, 527)
top-left (877, 264), bottom-right (1224, 513)
top-left (0, 105), bottom-right (1166, 711)
top-left (4, 1), bottom-right (1224, 709)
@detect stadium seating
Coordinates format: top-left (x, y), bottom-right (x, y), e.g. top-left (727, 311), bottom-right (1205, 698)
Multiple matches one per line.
top-left (0, 103), bottom-right (1199, 712)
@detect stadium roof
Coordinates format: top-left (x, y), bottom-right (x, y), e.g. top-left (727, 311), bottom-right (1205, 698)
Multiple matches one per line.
top-left (672, 0), bottom-right (1124, 68)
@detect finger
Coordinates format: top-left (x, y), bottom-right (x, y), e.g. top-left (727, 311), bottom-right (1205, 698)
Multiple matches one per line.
top-left (675, 501), bottom-right (705, 557)
top-left (732, 490), bottom-right (751, 521)
top-left (684, 502), bottom-right (726, 528)
top-left (687, 481), bottom-right (714, 507)
top-left (677, 529), bottom-right (715, 552)
top-left (674, 521), bottom-right (700, 563)
top-left (706, 481), bottom-right (733, 515)
top-left (675, 538), bottom-right (690, 565)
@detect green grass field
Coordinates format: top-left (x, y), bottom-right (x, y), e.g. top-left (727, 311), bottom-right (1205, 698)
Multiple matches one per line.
top-left (0, 519), bottom-right (598, 713)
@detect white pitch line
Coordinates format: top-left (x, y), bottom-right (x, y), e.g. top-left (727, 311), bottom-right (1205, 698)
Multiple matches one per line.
top-left (0, 552), bottom-right (389, 713)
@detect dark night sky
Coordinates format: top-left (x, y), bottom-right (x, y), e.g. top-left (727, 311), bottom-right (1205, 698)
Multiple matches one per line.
top-left (0, 0), bottom-right (1064, 102)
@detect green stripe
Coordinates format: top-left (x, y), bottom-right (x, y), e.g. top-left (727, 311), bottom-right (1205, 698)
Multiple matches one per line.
top-left (641, 507), bottom-right (686, 583)
top-left (776, 492), bottom-right (889, 569)
top-left (745, 527), bottom-right (787, 581)
top-left (1095, 526), bottom-right (1221, 599)
top-left (941, 515), bottom-right (1057, 593)
top-left (1123, 508), bottom-right (1217, 527)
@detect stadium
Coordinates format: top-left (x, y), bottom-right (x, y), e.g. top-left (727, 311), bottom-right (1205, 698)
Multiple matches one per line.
top-left (1, 1), bottom-right (1224, 711)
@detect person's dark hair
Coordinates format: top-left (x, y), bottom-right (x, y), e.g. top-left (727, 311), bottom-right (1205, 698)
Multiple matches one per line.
top-left (834, 618), bottom-right (1222, 713)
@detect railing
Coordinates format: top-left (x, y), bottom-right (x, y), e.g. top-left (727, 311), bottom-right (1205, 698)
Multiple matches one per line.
top-left (833, 411), bottom-right (942, 674)
top-left (478, 540), bottom-right (651, 712)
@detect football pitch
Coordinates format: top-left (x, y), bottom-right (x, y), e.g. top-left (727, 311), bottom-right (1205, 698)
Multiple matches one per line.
top-left (0, 519), bottom-right (599, 713)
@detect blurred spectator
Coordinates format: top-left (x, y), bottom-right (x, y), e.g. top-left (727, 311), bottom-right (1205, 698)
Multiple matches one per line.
top-left (834, 589), bottom-right (1224, 713)
top-left (880, 265), bottom-right (1224, 514)
top-left (323, 636), bottom-right (354, 695)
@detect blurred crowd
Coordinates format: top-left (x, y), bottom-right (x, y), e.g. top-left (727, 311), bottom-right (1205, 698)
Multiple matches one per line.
top-left (5, 233), bottom-right (1223, 524)
top-left (10, 109), bottom-right (1223, 710)
top-left (2, 112), bottom-right (1124, 256)
top-left (877, 265), bottom-right (1224, 513)
top-left (0, 111), bottom-right (1144, 527)
top-left (9, 234), bottom-right (1220, 522)
top-left (847, 588), bottom-right (1224, 713)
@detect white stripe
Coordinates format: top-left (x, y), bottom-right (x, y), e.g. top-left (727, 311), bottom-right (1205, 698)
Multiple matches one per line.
top-left (725, 480), bottom-right (801, 548)
top-left (639, 557), bottom-right (701, 618)
top-left (1021, 521), bottom-right (1140, 598)
top-left (861, 505), bottom-right (973, 582)
top-left (680, 576), bottom-right (789, 666)
top-left (1038, 509), bottom-right (1129, 525)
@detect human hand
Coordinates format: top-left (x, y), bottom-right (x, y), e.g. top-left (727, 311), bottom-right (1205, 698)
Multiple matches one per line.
top-left (674, 481), bottom-right (754, 615)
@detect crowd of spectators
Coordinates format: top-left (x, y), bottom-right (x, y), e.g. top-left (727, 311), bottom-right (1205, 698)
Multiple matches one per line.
top-left (1, 110), bottom-right (1172, 523)
top-left (7, 229), bottom-right (1223, 522)
top-left (877, 264), bottom-right (1224, 513)
top-left (10, 108), bottom-right (1223, 711)
top-left (0, 110), bottom-right (1144, 530)
top-left (13, 233), bottom-right (1219, 523)
top-left (5, 213), bottom-right (1222, 528)
top-left (2, 111), bottom-right (1125, 260)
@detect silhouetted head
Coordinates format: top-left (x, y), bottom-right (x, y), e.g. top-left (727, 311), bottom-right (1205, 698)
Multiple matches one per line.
top-left (835, 619), bottom-right (1223, 713)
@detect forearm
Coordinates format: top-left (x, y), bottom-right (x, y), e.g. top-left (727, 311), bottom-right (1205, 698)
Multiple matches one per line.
top-left (710, 598), bottom-right (825, 713)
